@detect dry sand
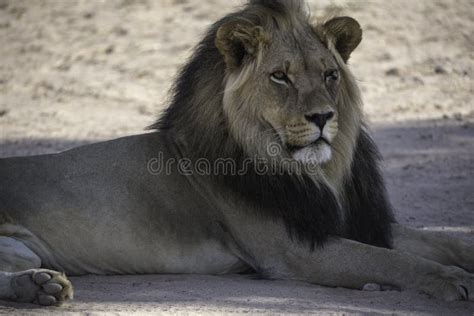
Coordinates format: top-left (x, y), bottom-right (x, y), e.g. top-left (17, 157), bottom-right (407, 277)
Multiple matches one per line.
top-left (0, 0), bottom-right (473, 314)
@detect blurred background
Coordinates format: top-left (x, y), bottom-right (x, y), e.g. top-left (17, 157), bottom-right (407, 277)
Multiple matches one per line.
top-left (0, 0), bottom-right (472, 154)
top-left (0, 1), bottom-right (473, 314)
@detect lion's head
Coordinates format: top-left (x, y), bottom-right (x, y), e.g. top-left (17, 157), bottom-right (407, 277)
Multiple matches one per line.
top-left (216, 1), bottom-right (362, 170)
top-left (155, 0), bottom-right (364, 184)
top-left (152, 0), bottom-right (391, 247)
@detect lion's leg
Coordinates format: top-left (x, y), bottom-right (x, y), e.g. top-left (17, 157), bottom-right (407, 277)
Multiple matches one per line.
top-left (285, 238), bottom-right (473, 301)
top-left (228, 221), bottom-right (474, 301)
top-left (391, 224), bottom-right (474, 272)
top-left (0, 236), bottom-right (73, 306)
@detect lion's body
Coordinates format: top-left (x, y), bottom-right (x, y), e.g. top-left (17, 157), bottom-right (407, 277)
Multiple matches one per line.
top-left (0, 126), bottom-right (390, 276)
top-left (0, 0), bottom-right (473, 306)
top-left (0, 133), bottom-right (247, 275)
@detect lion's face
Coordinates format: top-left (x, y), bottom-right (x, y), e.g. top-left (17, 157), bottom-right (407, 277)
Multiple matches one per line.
top-left (256, 35), bottom-right (341, 165)
top-left (217, 12), bottom-right (362, 166)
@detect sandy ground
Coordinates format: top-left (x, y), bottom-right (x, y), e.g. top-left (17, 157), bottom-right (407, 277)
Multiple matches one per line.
top-left (0, 0), bottom-right (473, 314)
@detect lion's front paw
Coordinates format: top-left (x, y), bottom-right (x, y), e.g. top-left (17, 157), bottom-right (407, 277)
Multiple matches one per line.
top-left (418, 267), bottom-right (473, 301)
top-left (10, 269), bottom-right (73, 306)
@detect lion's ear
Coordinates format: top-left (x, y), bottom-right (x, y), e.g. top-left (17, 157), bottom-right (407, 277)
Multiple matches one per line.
top-left (216, 20), bottom-right (269, 70)
top-left (319, 16), bottom-right (362, 63)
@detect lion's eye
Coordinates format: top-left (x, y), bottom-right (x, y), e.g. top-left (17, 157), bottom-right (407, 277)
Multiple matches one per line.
top-left (324, 70), bottom-right (339, 83)
top-left (270, 71), bottom-right (289, 85)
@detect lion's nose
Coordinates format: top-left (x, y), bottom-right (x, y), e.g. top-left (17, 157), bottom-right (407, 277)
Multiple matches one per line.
top-left (305, 111), bottom-right (335, 130)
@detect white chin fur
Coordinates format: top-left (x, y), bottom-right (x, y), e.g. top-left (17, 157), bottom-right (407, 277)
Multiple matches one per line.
top-left (292, 143), bottom-right (332, 165)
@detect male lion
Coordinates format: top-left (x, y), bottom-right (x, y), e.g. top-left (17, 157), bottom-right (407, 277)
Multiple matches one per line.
top-left (0, 0), bottom-right (473, 306)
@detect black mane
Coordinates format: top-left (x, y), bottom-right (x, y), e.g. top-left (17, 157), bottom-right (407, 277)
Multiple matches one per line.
top-left (343, 129), bottom-right (395, 247)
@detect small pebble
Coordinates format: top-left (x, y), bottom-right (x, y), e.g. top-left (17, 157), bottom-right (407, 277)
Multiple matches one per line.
top-left (113, 26), bottom-right (128, 36)
top-left (434, 65), bottom-right (447, 74)
top-left (385, 68), bottom-right (400, 76)
top-left (363, 283), bottom-right (381, 291)
top-left (83, 12), bottom-right (94, 19)
top-left (105, 45), bottom-right (114, 54)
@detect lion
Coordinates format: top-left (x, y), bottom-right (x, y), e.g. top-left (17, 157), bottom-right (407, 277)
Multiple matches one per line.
top-left (0, 0), bottom-right (473, 306)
